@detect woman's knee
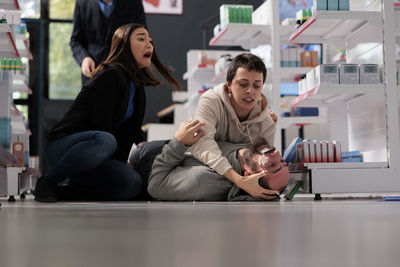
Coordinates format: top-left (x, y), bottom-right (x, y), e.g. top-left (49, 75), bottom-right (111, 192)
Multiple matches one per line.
top-left (93, 131), bottom-right (117, 153)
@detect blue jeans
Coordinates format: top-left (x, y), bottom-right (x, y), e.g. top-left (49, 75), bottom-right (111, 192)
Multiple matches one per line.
top-left (46, 131), bottom-right (143, 200)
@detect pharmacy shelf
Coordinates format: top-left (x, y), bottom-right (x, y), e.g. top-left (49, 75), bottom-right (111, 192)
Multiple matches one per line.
top-left (183, 65), bottom-right (214, 81)
top-left (280, 67), bottom-right (313, 83)
top-left (0, 0), bottom-right (20, 10)
top-left (304, 162), bottom-right (387, 169)
top-left (0, 31), bottom-right (20, 58)
top-left (211, 69), bottom-right (227, 84)
top-left (15, 34), bottom-right (32, 59)
top-left (209, 23), bottom-right (270, 49)
top-left (279, 116), bottom-right (326, 128)
top-left (289, 11), bottom-right (382, 48)
top-left (209, 24), bottom-right (295, 49)
top-left (291, 83), bottom-right (384, 108)
top-left (11, 80), bottom-right (31, 94)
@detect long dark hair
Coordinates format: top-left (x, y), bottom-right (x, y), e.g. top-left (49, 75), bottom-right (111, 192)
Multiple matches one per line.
top-left (92, 23), bottom-right (181, 91)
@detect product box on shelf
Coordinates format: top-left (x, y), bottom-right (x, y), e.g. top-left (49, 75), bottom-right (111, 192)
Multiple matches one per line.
top-left (338, 0), bottom-right (350, 10)
top-left (252, 1), bottom-right (270, 25)
top-left (315, 64), bottom-right (339, 84)
top-left (0, 10), bottom-right (21, 25)
top-left (293, 107), bottom-right (319, 117)
top-left (359, 64), bottom-right (380, 84)
top-left (11, 133), bottom-right (29, 167)
top-left (0, 92), bottom-right (11, 118)
top-left (327, 0), bottom-right (339, 10)
top-left (0, 117), bottom-right (11, 149)
top-left (300, 51), bottom-right (318, 67)
top-left (306, 68), bottom-right (316, 91)
top-left (341, 151), bottom-right (362, 162)
top-left (295, 139), bottom-right (343, 163)
top-left (220, 4), bottom-right (253, 29)
top-left (340, 64), bottom-right (359, 84)
top-left (313, 0), bottom-right (328, 11)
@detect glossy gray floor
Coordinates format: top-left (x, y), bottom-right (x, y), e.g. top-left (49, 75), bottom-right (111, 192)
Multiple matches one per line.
top-left (1, 195), bottom-right (400, 267)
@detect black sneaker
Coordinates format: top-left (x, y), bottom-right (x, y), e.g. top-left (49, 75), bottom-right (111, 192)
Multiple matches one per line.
top-left (33, 177), bottom-right (58, 202)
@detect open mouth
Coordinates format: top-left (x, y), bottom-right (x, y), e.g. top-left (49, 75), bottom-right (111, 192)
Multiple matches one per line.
top-left (242, 98), bottom-right (254, 103)
top-left (144, 52), bottom-right (152, 58)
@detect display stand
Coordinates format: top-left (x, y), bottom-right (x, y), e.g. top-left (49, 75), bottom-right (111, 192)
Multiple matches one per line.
top-left (289, 0), bottom-right (400, 194)
top-left (0, 0), bottom-right (35, 201)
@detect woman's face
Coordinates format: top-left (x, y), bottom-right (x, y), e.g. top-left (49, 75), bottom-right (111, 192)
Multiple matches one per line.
top-left (227, 67), bottom-right (264, 118)
top-left (130, 28), bottom-right (153, 68)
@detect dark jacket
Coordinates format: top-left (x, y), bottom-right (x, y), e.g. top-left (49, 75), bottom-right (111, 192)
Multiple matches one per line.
top-left (46, 65), bottom-right (146, 162)
top-left (70, 0), bottom-right (146, 67)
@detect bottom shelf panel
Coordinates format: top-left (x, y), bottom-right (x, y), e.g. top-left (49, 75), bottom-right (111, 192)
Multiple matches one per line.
top-left (309, 167), bottom-right (400, 193)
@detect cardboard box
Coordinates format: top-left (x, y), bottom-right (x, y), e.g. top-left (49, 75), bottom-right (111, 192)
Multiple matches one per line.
top-left (301, 51), bottom-right (312, 67)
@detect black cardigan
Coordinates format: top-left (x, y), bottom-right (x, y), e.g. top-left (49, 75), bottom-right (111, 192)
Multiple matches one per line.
top-left (70, 0), bottom-right (146, 66)
top-left (47, 65), bottom-right (146, 162)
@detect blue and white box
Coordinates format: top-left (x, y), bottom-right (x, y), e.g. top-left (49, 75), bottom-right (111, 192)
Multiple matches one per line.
top-left (313, 0), bottom-right (328, 11)
top-left (338, 0), bottom-right (349, 10)
top-left (327, 0), bottom-right (339, 10)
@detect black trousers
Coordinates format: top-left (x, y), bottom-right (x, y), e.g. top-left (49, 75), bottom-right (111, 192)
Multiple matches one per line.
top-left (128, 140), bottom-right (169, 200)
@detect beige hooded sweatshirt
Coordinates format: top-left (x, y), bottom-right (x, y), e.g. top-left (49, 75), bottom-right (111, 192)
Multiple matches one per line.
top-left (190, 83), bottom-right (276, 176)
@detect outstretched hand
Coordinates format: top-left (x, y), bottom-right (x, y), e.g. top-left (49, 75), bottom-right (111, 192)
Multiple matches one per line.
top-left (175, 120), bottom-right (206, 146)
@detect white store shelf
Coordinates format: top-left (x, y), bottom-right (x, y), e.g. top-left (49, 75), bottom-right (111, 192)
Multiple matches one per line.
top-left (11, 79), bottom-right (31, 94)
top-left (183, 65), bottom-right (214, 81)
top-left (291, 83), bottom-right (384, 107)
top-left (289, 11), bottom-right (382, 48)
top-left (305, 162), bottom-right (387, 169)
top-left (279, 116), bottom-right (326, 128)
top-left (209, 23), bottom-right (270, 49)
top-left (15, 34), bottom-right (32, 59)
top-left (280, 67), bottom-right (314, 83)
top-left (0, 0), bottom-right (20, 10)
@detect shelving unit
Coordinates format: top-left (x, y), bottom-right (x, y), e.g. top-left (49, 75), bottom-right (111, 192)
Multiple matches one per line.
top-left (289, 11), bottom-right (382, 48)
top-left (196, 0), bottom-right (400, 195)
top-left (288, 0), bottom-right (400, 194)
top-left (291, 83), bottom-right (384, 107)
top-left (0, 0), bottom-right (36, 202)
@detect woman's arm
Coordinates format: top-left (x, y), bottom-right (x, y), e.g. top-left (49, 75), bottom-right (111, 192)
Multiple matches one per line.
top-left (191, 94), bottom-right (233, 175)
top-left (224, 168), bottom-right (279, 199)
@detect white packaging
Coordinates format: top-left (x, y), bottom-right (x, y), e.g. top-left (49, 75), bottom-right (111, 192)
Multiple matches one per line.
top-left (321, 141), bottom-right (328, 162)
top-left (282, 49), bottom-right (290, 67)
top-left (0, 91), bottom-right (11, 117)
top-left (327, 141), bottom-right (334, 162)
top-left (314, 140), bottom-right (322, 162)
top-left (340, 64), bottom-right (359, 84)
top-left (306, 68), bottom-right (316, 91)
top-left (333, 140), bottom-right (342, 162)
top-left (289, 48), bottom-right (298, 67)
top-left (359, 64), bottom-right (380, 84)
top-left (308, 140), bottom-right (316, 163)
top-left (252, 1), bottom-right (270, 25)
top-left (315, 64), bottom-right (339, 85)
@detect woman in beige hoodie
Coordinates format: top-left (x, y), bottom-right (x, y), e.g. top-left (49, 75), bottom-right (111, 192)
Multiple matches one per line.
top-left (191, 53), bottom-right (279, 199)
